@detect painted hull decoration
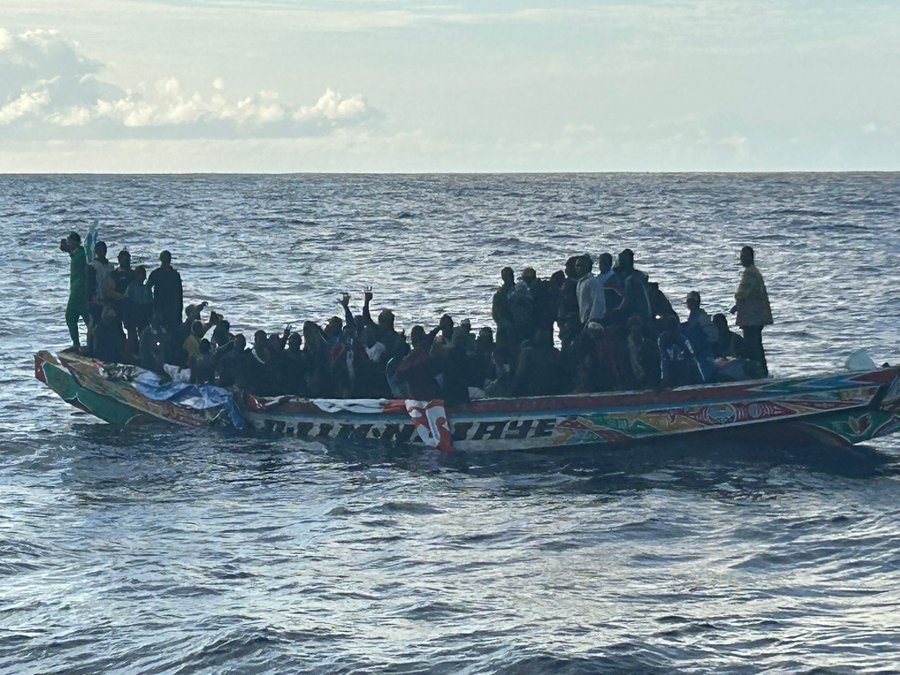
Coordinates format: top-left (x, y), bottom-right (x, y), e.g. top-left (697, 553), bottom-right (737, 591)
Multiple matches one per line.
top-left (35, 350), bottom-right (900, 452)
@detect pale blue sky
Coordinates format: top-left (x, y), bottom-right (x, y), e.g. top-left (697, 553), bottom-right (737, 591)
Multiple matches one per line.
top-left (1, 0), bottom-right (898, 171)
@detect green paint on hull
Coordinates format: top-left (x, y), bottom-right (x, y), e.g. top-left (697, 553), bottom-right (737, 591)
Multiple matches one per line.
top-left (799, 408), bottom-right (900, 446)
top-left (40, 358), bottom-right (146, 425)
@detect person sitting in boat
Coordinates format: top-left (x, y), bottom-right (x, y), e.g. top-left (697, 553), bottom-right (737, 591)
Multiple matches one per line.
top-left (279, 332), bottom-right (308, 396)
top-left (647, 282), bottom-right (679, 329)
top-left (570, 351), bottom-right (602, 394)
top-left (429, 313), bottom-right (455, 352)
top-left (269, 328), bottom-right (304, 394)
top-left (483, 345), bottom-right (514, 397)
top-left (356, 289), bottom-right (408, 362)
top-left (351, 325), bottom-right (390, 398)
top-left (138, 312), bottom-right (169, 373)
top-left (211, 318), bottom-right (233, 353)
top-left (147, 250), bottom-right (183, 337)
top-left (512, 328), bottom-right (562, 397)
top-left (189, 339), bottom-right (215, 385)
top-left (434, 323), bottom-right (472, 405)
top-left (215, 333), bottom-right (247, 388)
top-left (626, 314), bottom-right (658, 389)
top-left (301, 320), bottom-right (332, 397)
top-left (657, 316), bottom-right (705, 387)
top-left (681, 291), bottom-right (717, 382)
top-left (712, 313), bottom-right (745, 359)
top-left (59, 231), bottom-right (90, 353)
top-left (340, 293), bottom-right (391, 386)
top-left (709, 313), bottom-right (766, 382)
top-left (86, 241), bottom-right (114, 354)
top-left (238, 330), bottom-right (279, 395)
top-left (469, 327), bottom-right (495, 390)
top-left (394, 325), bottom-right (440, 400)
top-left (181, 302), bottom-right (219, 342)
top-left (182, 320), bottom-right (206, 364)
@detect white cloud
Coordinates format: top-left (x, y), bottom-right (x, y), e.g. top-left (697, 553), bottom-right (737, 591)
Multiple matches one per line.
top-left (0, 28), bottom-right (379, 139)
top-left (0, 89), bottom-right (50, 124)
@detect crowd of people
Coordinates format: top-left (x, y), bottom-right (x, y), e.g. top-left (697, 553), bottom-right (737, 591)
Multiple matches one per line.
top-left (59, 231), bottom-right (774, 401)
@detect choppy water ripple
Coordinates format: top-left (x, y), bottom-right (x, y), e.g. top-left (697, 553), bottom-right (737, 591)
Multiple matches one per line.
top-left (1, 173), bottom-right (899, 672)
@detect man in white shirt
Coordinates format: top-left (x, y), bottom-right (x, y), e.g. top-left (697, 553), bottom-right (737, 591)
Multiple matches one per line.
top-left (574, 254), bottom-right (606, 332)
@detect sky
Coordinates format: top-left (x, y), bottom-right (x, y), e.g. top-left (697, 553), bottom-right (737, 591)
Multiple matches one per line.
top-left (1, 0), bottom-right (898, 172)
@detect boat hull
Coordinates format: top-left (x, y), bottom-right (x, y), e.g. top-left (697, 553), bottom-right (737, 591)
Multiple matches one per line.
top-left (35, 350), bottom-right (900, 452)
top-left (241, 367), bottom-right (900, 451)
top-left (35, 350), bottom-right (235, 428)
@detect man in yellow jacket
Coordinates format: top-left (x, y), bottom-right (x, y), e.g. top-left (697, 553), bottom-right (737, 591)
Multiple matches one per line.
top-left (730, 246), bottom-right (773, 377)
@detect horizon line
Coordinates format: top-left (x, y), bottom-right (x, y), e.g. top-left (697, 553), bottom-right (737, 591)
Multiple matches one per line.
top-left (1, 169), bottom-right (899, 176)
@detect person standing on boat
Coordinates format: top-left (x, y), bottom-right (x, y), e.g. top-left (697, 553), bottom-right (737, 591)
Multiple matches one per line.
top-left (491, 267), bottom-right (517, 350)
top-left (575, 254), bottom-right (606, 332)
top-left (556, 256), bottom-right (581, 349)
top-left (59, 231), bottom-right (89, 352)
top-left (147, 250), bottom-right (183, 337)
top-left (86, 241), bottom-right (114, 354)
top-left (730, 245), bottom-right (773, 377)
top-left (597, 252), bottom-right (624, 315)
top-left (611, 248), bottom-right (652, 328)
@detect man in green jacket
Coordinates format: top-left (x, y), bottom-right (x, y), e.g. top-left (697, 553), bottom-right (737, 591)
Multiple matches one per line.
top-left (59, 231), bottom-right (89, 351)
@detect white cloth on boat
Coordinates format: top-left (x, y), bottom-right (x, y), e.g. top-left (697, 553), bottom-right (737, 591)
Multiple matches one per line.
top-left (163, 364), bottom-right (192, 382)
top-left (311, 398), bottom-right (391, 414)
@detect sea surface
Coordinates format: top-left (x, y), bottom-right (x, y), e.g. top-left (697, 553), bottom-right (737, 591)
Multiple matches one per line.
top-left (1, 173), bottom-right (899, 673)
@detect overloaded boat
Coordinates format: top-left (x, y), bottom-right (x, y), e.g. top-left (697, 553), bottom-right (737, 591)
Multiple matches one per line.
top-left (35, 349), bottom-right (900, 452)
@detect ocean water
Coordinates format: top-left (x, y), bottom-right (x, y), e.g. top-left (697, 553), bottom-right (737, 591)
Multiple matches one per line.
top-left (1, 173), bottom-right (899, 672)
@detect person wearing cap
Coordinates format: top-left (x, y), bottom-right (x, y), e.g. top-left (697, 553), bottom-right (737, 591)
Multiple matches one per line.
top-left (59, 231), bottom-right (89, 351)
top-left (147, 249), bottom-right (184, 338)
top-left (730, 246), bottom-right (773, 376)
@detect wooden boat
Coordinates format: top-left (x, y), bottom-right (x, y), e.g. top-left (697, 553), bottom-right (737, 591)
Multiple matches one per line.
top-left (35, 349), bottom-right (900, 452)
